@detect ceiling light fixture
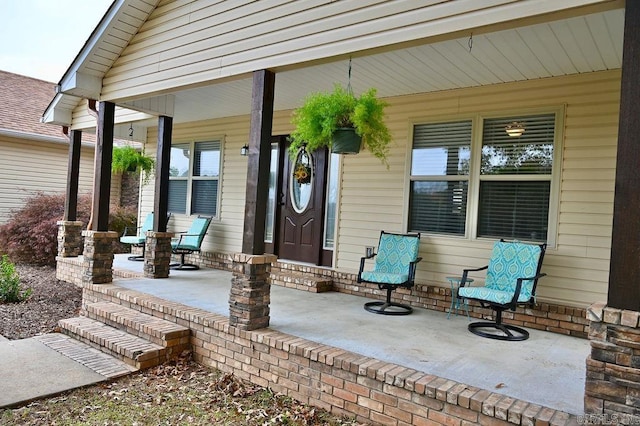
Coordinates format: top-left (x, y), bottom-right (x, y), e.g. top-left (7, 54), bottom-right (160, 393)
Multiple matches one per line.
top-left (505, 121), bottom-right (525, 137)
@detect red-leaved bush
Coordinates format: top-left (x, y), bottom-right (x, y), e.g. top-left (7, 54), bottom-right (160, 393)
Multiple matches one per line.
top-left (0, 192), bottom-right (137, 266)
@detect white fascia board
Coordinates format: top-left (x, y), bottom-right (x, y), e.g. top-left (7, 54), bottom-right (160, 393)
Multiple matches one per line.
top-left (0, 128), bottom-right (94, 148)
top-left (59, 71), bottom-right (103, 99)
top-left (41, 94), bottom-right (74, 126)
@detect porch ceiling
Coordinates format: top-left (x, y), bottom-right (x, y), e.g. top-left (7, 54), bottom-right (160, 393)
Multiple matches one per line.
top-left (156, 7), bottom-right (623, 126)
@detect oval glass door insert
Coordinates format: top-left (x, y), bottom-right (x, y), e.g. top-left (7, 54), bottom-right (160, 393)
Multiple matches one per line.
top-left (290, 149), bottom-right (314, 213)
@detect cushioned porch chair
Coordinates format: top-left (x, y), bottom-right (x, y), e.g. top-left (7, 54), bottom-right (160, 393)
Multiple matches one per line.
top-left (170, 216), bottom-right (212, 270)
top-left (120, 212), bottom-right (154, 261)
top-left (358, 231), bottom-right (422, 315)
top-left (457, 240), bottom-right (547, 341)
top-left (120, 212), bottom-right (171, 261)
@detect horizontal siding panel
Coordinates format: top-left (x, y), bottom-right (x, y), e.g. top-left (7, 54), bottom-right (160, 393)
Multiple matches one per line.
top-left (0, 138), bottom-right (94, 224)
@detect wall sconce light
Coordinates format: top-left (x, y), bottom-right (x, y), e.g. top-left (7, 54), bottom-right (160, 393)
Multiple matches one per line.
top-left (240, 144), bottom-right (249, 156)
top-left (505, 122), bottom-right (525, 137)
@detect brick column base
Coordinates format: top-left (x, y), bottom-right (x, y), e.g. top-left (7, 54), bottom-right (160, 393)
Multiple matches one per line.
top-left (144, 231), bottom-right (173, 278)
top-left (82, 230), bottom-right (118, 284)
top-left (585, 302), bottom-right (640, 423)
top-left (57, 220), bottom-right (84, 257)
top-left (229, 253), bottom-right (276, 331)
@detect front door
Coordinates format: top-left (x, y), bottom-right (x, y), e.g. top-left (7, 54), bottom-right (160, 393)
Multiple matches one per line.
top-left (277, 141), bottom-right (328, 264)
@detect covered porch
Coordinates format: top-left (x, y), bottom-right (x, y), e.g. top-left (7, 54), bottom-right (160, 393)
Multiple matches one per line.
top-left (47, 1), bottom-right (640, 423)
top-left (104, 253), bottom-right (588, 420)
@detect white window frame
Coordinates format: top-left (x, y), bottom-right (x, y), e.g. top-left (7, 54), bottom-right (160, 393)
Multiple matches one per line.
top-left (168, 139), bottom-right (223, 219)
top-left (407, 107), bottom-right (563, 248)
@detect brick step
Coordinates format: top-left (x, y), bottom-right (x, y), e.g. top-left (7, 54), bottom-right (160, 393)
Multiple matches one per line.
top-left (269, 271), bottom-right (333, 293)
top-left (84, 301), bottom-right (190, 349)
top-left (34, 333), bottom-right (138, 379)
top-left (59, 316), bottom-right (168, 370)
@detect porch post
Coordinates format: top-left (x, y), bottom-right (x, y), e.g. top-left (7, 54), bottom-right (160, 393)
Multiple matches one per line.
top-left (242, 69), bottom-right (274, 255)
top-left (82, 101), bottom-right (117, 284)
top-left (57, 129), bottom-right (83, 257)
top-left (144, 115), bottom-right (173, 278)
top-left (585, 2), bottom-right (640, 421)
top-left (230, 69), bottom-right (275, 331)
top-left (608, 0), bottom-right (640, 311)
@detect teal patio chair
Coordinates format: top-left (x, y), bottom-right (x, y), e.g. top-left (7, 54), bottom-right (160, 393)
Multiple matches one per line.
top-left (120, 212), bottom-right (155, 261)
top-left (457, 240), bottom-right (547, 341)
top-left (358, 231), bottom-right (422, 315)
top-left (119, 212), bottom-right (171, 261)
top-left (170, 216), bottom-right (212, 270)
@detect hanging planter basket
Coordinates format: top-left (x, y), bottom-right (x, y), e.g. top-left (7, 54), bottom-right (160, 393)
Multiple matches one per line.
top-left (331, 127), bottom-right (362, 155)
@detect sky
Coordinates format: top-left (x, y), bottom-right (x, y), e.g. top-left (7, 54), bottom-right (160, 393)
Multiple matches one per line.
top-left (0, 0), bottom-right (113, 83)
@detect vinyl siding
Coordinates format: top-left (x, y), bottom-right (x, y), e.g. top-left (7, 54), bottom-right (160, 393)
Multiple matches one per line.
top-left (100, 0), bottom-right (610, 101)
top-left (141, 115), bottom-right (250, 254)
top-left (139, 69), bottom-right (619, 308)
top-left (0, 136), bottom-right (95, 224)
top-left (335, 70), bottom-right (619, 308)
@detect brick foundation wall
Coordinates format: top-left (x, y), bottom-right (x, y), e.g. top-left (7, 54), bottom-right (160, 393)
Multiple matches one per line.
top-left (56, 256), bottom-right (84, 286)
top-left (81, 283), bottom-right (577, 425)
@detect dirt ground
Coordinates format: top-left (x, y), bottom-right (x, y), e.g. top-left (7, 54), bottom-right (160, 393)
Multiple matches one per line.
top-left (0, 265), bottom-right (82, 340)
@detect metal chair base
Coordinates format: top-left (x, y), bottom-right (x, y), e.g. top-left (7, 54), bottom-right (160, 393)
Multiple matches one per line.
top-left (468, 321), bottom-right (529, 341)
top-left (364, 301), bottom-right (413, 316)
top-left (169, 262), bottom-right (199, 270)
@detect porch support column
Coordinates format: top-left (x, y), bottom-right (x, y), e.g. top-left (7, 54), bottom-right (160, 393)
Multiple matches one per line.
top-left (585, 303), bottom-right (640, 422)
top-left (230, 253), bottom-right (276, 330)
top-left (57, 129), bottom-right (83, 257)
top-left (608, 0), bottom-right (640, 311)
top-left (144, 115), bottom-right (173, 278)
top-left (81, 230), bottom-right (118, 284)
top-left (143, 231), bottom-right (173, 278)
top-left (242, 69), bottom-right (274, 255)
top-left (82, 101), bottom-right (116, 283)
top-left (91, 101), bottom-right (115, 232)
top-left (585, 2), bottom-right (640, 421)
top-left (230, 70), bottom-right (275, 330)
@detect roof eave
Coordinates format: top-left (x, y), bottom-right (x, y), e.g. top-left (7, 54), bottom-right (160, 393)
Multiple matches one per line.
top-left (57, 0), bottom-right (126, 99)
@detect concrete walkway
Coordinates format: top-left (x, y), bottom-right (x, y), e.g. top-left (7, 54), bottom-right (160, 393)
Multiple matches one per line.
top-left (0, 333), bottom-right (136, 408)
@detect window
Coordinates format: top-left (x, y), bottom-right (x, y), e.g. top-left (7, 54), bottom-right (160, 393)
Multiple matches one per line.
top-left (409, 112), bottom-right (558, 243)
top-left (409, 120), bottom-right (472, 236)
top-left (168, 140), bottom-right (221, 217)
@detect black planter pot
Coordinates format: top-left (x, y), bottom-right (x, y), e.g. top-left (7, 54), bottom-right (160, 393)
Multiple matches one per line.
top-left (332, 127), bottom-right (362, 154)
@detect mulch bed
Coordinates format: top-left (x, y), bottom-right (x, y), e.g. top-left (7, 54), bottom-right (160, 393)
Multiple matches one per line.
top-left (0, 265), bottom-right (82, 340)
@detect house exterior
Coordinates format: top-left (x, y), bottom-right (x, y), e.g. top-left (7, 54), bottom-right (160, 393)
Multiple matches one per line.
top-left (46, 0), bottom-right (640, 421)
top-left (0, 71), bottom-right (96, 224)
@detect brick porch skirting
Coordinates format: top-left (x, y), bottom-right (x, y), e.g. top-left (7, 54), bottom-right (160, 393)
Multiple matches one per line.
top-left (82, 283), bottom-right (577, 425)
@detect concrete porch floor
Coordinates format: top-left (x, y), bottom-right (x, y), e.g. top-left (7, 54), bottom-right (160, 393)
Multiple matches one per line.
top-left (112, 254), bottom-right (589, 415)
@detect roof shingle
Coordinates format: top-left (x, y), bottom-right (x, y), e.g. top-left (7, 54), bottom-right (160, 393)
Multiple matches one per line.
top-left (0, 70), bottom-right (68, 139)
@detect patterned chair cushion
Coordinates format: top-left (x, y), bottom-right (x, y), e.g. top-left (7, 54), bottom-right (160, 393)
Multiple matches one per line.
top-left (458, 241), bottom-right (542, 304)
top-left (363, 233), bottom-right (420, 284)
top-left (360, 271), bottom-right (408, 285)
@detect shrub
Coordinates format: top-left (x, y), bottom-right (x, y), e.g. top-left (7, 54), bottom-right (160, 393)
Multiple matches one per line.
top-left (0, 192), bottom-right (137, 267)
top-left (0, 255), bottom-right (31, 303)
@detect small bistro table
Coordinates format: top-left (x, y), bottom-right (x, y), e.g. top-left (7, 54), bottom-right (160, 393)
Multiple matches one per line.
top-left (446, 276), bottom-right (472, 320)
